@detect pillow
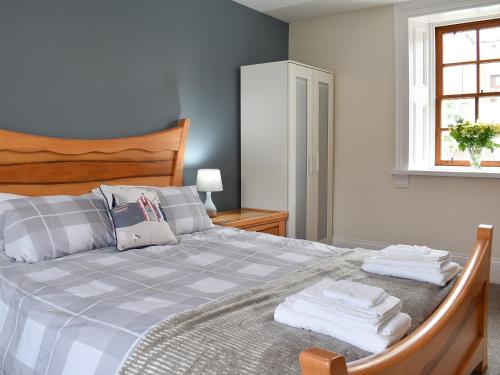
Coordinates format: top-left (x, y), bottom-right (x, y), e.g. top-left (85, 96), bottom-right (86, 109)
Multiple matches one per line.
top-left (0, 193), bottom-right (24, 252)
top-left (99, 185), bottom-right (177, 250)
top-left (1, 194), bottom-right (115, 263)
top-left (156, 185), bottom-right (214, 235)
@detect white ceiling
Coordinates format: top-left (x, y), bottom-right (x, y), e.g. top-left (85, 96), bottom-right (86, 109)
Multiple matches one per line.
top-left (233, 0), bottom-right (411, 22)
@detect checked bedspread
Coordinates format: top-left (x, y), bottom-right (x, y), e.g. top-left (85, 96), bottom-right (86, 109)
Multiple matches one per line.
top-left (0, 227), bottom-right (345, 375)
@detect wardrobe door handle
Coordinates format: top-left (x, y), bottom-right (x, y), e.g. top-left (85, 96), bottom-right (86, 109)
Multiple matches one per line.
top-left (315, 153), bottom-right (320, 173)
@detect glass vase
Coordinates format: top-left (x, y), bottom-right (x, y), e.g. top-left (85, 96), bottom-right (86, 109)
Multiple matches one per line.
top-left (468, 147), bottom-right (483, 169)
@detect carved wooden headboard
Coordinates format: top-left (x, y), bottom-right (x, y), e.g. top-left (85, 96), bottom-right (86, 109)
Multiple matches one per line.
top-left (0, 118), bottom-right (190, 196)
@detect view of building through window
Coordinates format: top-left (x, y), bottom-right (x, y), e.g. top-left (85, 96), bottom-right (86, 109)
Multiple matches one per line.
top-left (436, 19), bottom-right (500, 166)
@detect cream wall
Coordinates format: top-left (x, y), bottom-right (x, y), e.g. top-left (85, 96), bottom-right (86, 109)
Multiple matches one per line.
top-left (289, 6), bottom-right (500, 277)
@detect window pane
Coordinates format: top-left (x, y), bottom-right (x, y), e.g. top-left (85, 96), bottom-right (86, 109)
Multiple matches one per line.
top-left (443, 64), bottom-right (476, 95)
top-left (443, 30), bottom-right (476, 64)
top-left (480, 62), bottom-right (500, 93)
top-left (480, 26), bottom-right (500, 60)
top-left (478, 96), bottom-right (500, 123)
top-left (441, 130), bottom-right (468, 161)
top-left (482, 134), bottom-right (500, 161)
top-left (441, 98), bottom-right (475, 128)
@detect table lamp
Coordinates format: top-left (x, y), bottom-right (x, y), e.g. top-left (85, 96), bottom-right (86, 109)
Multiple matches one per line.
top-left (196, 169), bottom-right (223, 218)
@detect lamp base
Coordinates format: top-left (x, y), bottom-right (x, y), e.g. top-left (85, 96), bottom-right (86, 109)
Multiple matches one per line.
top-left (204, 192), bottom-right (217, 218)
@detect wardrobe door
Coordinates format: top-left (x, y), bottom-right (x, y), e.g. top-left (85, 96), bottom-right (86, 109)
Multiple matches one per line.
top-left (288, 64), bottom-right (314, 239)
top-left (312, 70), bottom-right (334, 243)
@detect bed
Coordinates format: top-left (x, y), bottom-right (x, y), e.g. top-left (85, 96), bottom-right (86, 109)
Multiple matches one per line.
top-left (0, 119), bottom-right (492, 375)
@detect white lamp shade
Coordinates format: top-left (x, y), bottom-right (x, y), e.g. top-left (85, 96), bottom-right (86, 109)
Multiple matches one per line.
top-left (196, 169), bottom-right (223, 192)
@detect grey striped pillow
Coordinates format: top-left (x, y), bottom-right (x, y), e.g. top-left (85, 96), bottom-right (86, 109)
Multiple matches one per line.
top-left (156, 186), bottom-right (214, 235)
top-left (1, 194), bottom-right (115, 263)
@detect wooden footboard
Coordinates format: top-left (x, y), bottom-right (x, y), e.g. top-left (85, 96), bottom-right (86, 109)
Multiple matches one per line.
top-left (300, 224), bottom-right (493, 375)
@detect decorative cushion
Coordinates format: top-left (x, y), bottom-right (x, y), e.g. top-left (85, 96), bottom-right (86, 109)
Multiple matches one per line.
top-left (1, 194), bottom-right (115, 263)
top-left (99, 185), bottom-right (177, 251)
top-left (156, 186), bottom-right (214, 235)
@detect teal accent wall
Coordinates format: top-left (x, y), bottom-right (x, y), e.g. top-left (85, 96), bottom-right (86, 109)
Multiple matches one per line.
top-left (0, 0), bottom-right (289, 209)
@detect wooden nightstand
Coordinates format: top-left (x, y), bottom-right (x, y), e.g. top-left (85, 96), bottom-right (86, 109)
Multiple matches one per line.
top-left (211, 208), bottom-right (288, 237)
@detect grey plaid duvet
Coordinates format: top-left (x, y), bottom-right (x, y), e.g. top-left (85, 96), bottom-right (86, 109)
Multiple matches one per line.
top-left (0, 227), bottom-right (346, 375)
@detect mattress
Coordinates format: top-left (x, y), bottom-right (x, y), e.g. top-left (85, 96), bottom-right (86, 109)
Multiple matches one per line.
top-left (0, 227), bottom-right (345, 375)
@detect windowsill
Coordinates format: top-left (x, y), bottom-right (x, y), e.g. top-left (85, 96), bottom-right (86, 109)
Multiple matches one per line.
top-left (392, 167), bottom-right (500, 179)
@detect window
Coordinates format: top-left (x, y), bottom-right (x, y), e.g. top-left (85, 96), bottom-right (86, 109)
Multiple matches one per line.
top-left (435, 18), bottom-right (500, 167)
top-left (394, 1), bottom-right (500, 182)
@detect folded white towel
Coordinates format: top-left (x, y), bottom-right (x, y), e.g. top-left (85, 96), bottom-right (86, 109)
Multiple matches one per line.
top-left (289, 293), bottom-right (399, 327)
top-left (322, 279), bottom-right (387, 308)
top-left (289, 280), bottom-right (401, 324)
top-left (381, 244), bottom-right (431, 256)
top-left (365, 256), bottom-right (449, 271)
top-left (274, 302), bottom-right (411, 353)
top-left (380, 246), bottom-right (449, 262)
top-left (362, 261), bottom-right (461, 286)
top-left (291, 296), bottom-right (411, 335)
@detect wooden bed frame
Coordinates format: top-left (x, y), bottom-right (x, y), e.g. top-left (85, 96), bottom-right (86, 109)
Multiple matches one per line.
top-left (0, 118), bottom-right (190, 195)
top-left (0, 119), bottom-right (492, 375)
top-left (301, 225), bottom-right (492, 375)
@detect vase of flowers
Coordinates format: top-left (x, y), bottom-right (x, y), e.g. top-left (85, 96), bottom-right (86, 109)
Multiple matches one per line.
top-left (448, 118), bottom-right (500, 169)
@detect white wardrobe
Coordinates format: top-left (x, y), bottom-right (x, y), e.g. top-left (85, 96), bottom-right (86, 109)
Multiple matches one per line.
top-left (241, 61), bottom-right (334, 242)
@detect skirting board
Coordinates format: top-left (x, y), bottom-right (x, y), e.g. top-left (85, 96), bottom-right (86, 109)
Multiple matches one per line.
top-left (333, 235), bottom-right (500, 285)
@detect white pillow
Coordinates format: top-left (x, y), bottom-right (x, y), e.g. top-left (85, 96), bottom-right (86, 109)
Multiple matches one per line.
top-left (0, 193), bottom-right (24, 251)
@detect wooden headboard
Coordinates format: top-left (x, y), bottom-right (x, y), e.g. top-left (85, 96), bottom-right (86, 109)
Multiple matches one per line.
top-left (0, 118), bottom-right (190, 196)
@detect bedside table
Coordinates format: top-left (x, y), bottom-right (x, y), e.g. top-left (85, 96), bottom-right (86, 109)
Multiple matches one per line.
top-left (211, 208), bottom-right (288, 237)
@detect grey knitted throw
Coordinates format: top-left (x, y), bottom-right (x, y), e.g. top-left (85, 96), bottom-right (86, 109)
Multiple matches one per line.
top-left (120, 249), bottom-right (456, 375)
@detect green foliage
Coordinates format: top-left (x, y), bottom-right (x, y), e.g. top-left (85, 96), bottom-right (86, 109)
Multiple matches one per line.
top-left (448, 117), bottom-right (500, 154)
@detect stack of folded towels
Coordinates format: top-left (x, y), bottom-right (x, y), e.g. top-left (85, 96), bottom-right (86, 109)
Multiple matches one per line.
top-left (274, 279), bottom-right (411, 353)
top-left (361, 245), bottom-right (461, 286)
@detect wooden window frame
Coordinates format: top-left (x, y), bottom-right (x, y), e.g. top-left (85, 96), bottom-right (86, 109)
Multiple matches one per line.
top-left (435, 18), bottom-right (500, 167)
